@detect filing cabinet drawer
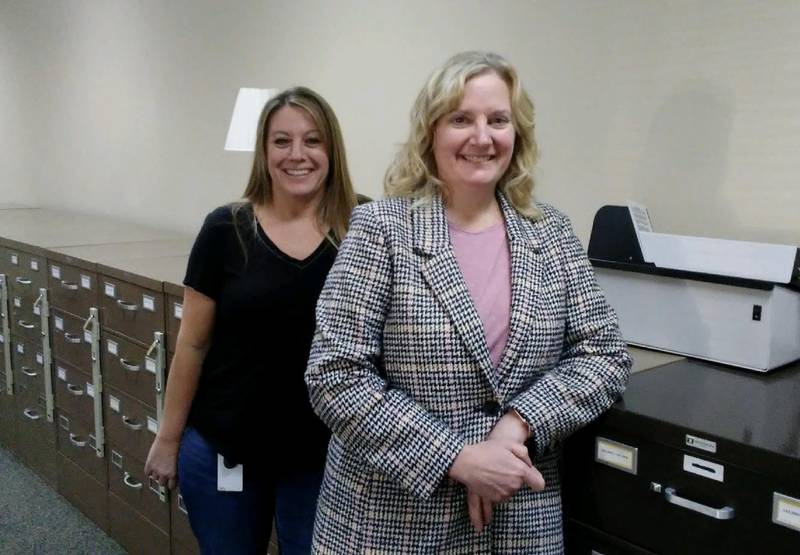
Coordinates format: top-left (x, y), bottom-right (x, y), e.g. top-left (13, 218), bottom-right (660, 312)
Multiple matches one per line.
top-left (172, 489), bottom-right (200, 555)
top-left (0, 373), bottom-right (17, 450)
top-left (57, 453), bottom-right (109, 533)
top-left (107, 491), bottom-right (170, 555)
top-left (102, 331), bottom-right (159, 409)
top-left (56, 410), bottom-right (106, 485)
top-left (48, 261), bottom-right (98, 319)
top-left (53, 360), bottom-right (96, 432)
top-left (51, 309), bottom-right (93, 370)
top-left (166, 293), bottom-right (183, 354)
top-left (100, 277), bottom-right (164, 345)
top-left (104, 385), bottom-right (158, 463)
top-left (5, 250), bottom-right (46, 298)
top-left (9, 294), bottom-right (41, 342)
top-left (107, 444), bottom-right (169, 533)
top-left (10, 336), bottom-right (45, 400)
top-left (14, 389), bottom-right (56, 485)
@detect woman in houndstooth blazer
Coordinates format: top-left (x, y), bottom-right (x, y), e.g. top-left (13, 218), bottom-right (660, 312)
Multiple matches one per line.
top-left (306, 52), bottom-right (632, 554)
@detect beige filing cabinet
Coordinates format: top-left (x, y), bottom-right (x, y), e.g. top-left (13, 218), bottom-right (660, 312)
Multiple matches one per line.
top-left (48, 241), bottom-right (192, 536)
top-left (0, 208), bottom-right (200, 554)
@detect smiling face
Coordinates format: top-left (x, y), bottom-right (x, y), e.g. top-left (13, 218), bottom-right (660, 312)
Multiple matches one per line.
top-left (266, 105), bottom-right (329, 202)
top-left (432, 71), bottom-right (515, 196)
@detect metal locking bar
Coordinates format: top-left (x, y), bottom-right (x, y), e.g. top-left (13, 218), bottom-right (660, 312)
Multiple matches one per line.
top-left (34, 288), bottom-right (54, 422)
top-left (0, 275), bottom-right (13, 395)
top-left (146, 332), bottom-right (166, 425)
top-left (83, 308), bottom-right (104, 458)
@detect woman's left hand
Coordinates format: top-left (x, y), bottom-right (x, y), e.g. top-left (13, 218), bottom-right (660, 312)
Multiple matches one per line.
top-left (468, 411), bottom-right (541, 533)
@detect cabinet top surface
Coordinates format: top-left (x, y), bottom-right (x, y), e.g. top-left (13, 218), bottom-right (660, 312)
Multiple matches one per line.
top-left (616, 358), bottom-right (800, 459)
top-left (0, 208), bottom-right (183, 247)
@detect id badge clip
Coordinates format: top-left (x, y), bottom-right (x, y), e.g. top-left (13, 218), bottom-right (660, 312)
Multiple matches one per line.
top-left (217, 455), bottom-right (243, 492)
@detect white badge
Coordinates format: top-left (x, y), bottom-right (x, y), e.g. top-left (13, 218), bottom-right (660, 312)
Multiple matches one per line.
top-left (55, 316), bottom-right (64, 331)
top-left (104, 282), bottom-right (116, 298)
top-left (174, 302), bottom-right (183, 320)
top-left (109, 395), bottom-right (120, 413)
top-left (35, 352), bottom-right (43, 365)
top-left (10, 254), bottom-right (18, 266)
top-left (13, 297), bottom-right (21, 308)
top-left (57, 367), bottom-right (67, 381)
top-left (51, 265), bottom-right (61, 279)
top-left (147, 416), bottom-right (159, 435)
top-left (80, 274), bottom-right (92, 290)
top-left (33, 304), bottom-right (41, 316)
top-left (142, 294), bottom-right (155, 312)
top-left (30, 259), bottom-right (39, 271)
top-left (145, 357), bottom-right (157, 374)
top-left (84, 330), bottom-right (92, 343)
top-left (107, 340), bottom-right (118, 356)
top-left (86, 383), bottom-right (95, 398)
top-left (217, 455), bottom-right (243, 492)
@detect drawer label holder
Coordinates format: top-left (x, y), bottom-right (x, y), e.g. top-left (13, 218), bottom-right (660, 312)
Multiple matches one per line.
top-left (595, 436), bottom-right (638, 475)
top-left (773, 493), bottom-right (800, 533)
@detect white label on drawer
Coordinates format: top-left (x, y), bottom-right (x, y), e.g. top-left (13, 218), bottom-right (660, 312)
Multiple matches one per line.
top-left (104, 282), bottom-right (116, 298)
top-left (55, 316), bottom-right (64, 331)
top-left (109, 395), bottom-right (120, 413)
top-left (147, 416), bottom-right (158, 434)
top-left (13, 297), bottom-right (21, 308)
top-left (595, 437), bottom-right (638, 474)
top-left (773, 493), bottom-right (800, 532)
top-left (85, 383), bottom-right (95, 398)
top-left (107, 340), bottom-right (118, 356)
top-left (35, 352), bottom-right (43, 365)
top-left (80, 274), bottom-right (91, 290)
top-left (10, 254), bottom-right (18, 265)
top-left (84, 330), bottom-right (92, 343)
top-left (57, 366), bottom-right (67, 381)
top-left (685, 434), bottom-right (717, 454)
top-left (33, 304), bottom-right (40, 316)
top-left (142, 294), bottom-right (155, 312)
top-left (51, 265), bottom-right (61, 279)
top-left (0, 333), bottom-right (4, 344)
top-left (145, 357), bottom-right (157, 374)
top-left (174, 302), bottom-right (183, 320)
top-left (16, 343), bottom-right (24, 355)
top-left (683, 454), bottom-right (724, 482)
top-left (30, 259), bottom-right (38, 271)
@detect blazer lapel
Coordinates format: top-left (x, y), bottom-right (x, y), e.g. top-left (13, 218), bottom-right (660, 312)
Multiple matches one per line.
top-left (496, 194), bottom-right (544, 387)
top-left (413, 196), bottom-right (497, 390)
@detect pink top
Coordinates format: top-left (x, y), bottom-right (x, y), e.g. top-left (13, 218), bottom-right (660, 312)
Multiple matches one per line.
top-left (448, 220), bottom-right (511, 370)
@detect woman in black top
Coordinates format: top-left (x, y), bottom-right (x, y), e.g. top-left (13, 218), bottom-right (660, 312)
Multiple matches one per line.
top-left (144, 87), bottom-right (358, 554)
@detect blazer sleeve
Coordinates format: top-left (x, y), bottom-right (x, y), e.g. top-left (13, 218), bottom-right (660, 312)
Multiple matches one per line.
top-left (305, 204), bottom-right (466, 499)
top-left (507, 214), bottom-right (632, 459)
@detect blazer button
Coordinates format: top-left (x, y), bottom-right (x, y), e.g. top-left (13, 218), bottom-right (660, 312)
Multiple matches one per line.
top-left (480, 400), bottom-right (503, 417)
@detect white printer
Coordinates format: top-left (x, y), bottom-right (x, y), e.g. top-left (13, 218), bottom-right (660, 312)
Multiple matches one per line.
top-left (589, 205), bottom-right (800, 372)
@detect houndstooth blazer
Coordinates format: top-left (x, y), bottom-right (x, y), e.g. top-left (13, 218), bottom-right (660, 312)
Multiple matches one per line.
top-left (306, 192), bottom-right (631, 554)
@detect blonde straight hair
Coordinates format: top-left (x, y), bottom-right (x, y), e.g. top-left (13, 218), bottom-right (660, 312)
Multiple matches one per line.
top-left (385, 51), bottom-right (539, 219)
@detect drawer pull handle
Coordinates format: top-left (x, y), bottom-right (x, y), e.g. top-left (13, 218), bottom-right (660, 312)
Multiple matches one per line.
top-left (63, 332), bottom-right (82, 344)
top-left (663, 487), bottom-right (735, 520)
top-left (119, 358), bottom-right (141, 373)
top-left (18, 321), bottom-right (35, 330)
top-left (23, 408), bottom-right (41, 421)
top-left (123, 472), bottom-right (143, 490)
top-left (116, 299), bottom-right (139, 312)
top-left (15, 277), bottom-right (32, 286)
top-left (69, 433), bottom-right (86, 448)
top-left (60, 280), bottom-right (79, 291)
top-left (66, 383), bottom-right (84, 396)
top-left (21, 366), bottom-right (38, 377)
top-left (122, 415), bottom-right (142, 431)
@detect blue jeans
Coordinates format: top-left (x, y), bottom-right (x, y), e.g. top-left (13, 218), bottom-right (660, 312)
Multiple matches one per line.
top-left (178, 427), bottom-right (323, 555)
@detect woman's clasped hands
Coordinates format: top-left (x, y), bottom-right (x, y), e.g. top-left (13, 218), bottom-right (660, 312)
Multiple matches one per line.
top-left (448, 411), bottom-right (546, 534)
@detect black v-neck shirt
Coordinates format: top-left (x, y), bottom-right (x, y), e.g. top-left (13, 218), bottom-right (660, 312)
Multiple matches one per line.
top-left (183, 204), bottom-right (335, 472)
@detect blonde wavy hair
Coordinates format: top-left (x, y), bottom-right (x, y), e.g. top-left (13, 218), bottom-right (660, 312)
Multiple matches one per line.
top-left (385, 51), bottom-right (539, 219)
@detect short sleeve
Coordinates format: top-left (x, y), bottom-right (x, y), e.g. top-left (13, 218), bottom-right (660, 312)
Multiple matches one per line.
top-left (183, 207), bottom-right (231, 300)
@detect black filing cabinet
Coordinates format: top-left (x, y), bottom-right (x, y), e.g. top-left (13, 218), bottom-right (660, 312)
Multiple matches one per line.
top-left (563, 358), bottom-right (800, 554)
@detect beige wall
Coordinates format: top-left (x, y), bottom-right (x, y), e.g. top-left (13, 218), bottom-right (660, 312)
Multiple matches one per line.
top-left (1, 0), bottom-right (798, 245)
